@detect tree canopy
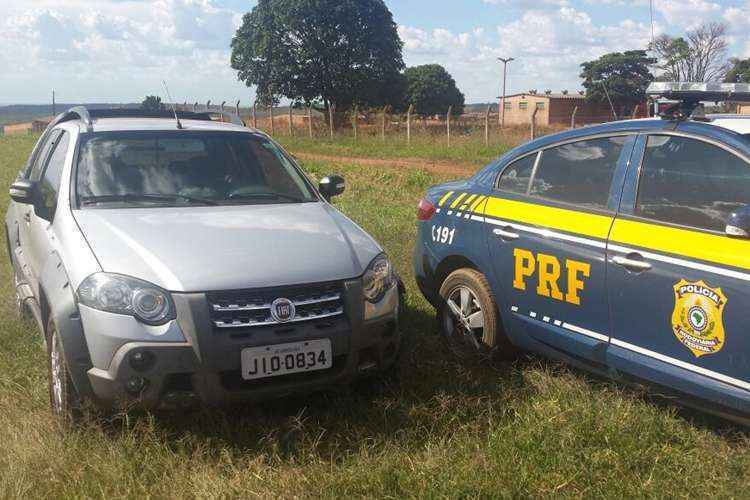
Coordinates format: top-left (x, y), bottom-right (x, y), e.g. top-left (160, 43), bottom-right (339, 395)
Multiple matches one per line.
top-left (725, 58), bottom-right (750, 83)
top-left (141, 95), bottom-right (164, 111)
top-left (402, 64), bottom-right (465, 116)
top-left (650, 22), bottom-right (730, 82)
top-left (580, 50), bottom-right (656, 107)
top-left (230, 0), bottom-right (404, 110)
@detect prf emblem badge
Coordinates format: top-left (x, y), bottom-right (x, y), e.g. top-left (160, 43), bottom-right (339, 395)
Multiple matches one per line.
top-left (671, 280), bottom-right (727, 358)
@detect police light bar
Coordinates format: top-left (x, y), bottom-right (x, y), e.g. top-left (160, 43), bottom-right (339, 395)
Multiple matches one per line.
top-left (647, 82), bottom-right (750, 103)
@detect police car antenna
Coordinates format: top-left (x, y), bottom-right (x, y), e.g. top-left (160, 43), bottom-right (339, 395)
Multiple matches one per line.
top-left (161, 80), bottom-right (183, 129)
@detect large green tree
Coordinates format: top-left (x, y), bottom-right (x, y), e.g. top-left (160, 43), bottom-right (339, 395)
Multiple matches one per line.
top-left (725, 58), bottom-right (750, 83)
top-left (403, 64), bottom-right (464, 116)
top-left (230, 0), bottom-right (404, 110)
top-left (580, 50), bottom-right (656, 107)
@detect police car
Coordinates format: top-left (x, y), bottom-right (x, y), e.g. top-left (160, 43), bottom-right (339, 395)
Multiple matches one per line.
top-left (414, 82), bottom-right (750, 423)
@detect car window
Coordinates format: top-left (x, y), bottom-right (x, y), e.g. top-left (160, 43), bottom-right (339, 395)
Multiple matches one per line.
top-left (75, 131), bottom-right (317, 207)
top-left (496, 153), bottom-right (536, 194)
top-left (530, 136), bottom-right (627, 210)
top-left (29, 130), bottom-right (61, 181)
top-left (635, 135), bottom-right (750, 232)
top-left (38, 132), bottom-right (69, 218)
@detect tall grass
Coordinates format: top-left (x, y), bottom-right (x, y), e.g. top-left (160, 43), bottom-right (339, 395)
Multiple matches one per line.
top-left (1, 135), bottom-right (749, 498)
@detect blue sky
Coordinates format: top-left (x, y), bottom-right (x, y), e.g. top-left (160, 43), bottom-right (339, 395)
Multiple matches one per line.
top-left (1, 0), bottom-right (748, 104)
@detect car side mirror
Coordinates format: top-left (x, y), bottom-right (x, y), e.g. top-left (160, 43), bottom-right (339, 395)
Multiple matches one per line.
top-left (319, 175), bottom-right (345, 200)
top-left (9, 180), bottom-right (37, 205)
top-left (726, 205), bottom-right (750, 238)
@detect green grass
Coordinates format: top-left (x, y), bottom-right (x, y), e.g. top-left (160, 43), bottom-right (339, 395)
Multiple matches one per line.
top-left (2, 134), bottom-right (750, 498)
top-left (275, 127), bottom-right (550, 167)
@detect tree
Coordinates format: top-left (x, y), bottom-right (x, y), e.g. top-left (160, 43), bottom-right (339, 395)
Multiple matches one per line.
top-left (725, 58), bottom-right (750, 83)
top-left (650, 22), bottom-right (730, 82)
top-left (230, 0), bottom-right (404, 111)
top-left (141, 95), bottom-right (164, 111)
top-left (403, 65), bottom-right (464, 116)
top-left (580, 51), bottom-right (656, 107)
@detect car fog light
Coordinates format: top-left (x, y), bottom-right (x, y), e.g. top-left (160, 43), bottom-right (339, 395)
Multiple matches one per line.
top-left (125, 376), bottom-right (147, 394)
top-left (129, 351), bottom-right (155, 372)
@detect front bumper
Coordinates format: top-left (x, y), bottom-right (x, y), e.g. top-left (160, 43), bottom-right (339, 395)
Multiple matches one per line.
top-left (86, 279), bottom-right (399, 409)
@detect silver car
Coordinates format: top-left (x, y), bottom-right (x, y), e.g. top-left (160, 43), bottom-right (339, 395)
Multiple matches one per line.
top-left (6, 107), bottom-right (400, 420)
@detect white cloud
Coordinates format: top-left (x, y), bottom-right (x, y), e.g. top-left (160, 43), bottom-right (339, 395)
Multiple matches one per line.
top-left (653, 0), bottom-right (721, 27)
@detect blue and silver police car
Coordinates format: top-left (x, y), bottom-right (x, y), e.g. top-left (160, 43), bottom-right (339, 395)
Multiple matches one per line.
top-left (414, 82), bottom-right (750, 423)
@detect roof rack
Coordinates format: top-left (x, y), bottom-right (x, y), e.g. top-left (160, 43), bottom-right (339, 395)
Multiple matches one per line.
top-left (647, 82), bottom-right (750, 121)
top-left (52, 106), bottom-right (245, 130)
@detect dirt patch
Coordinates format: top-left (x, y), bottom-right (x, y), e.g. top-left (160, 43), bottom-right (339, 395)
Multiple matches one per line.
top-left (290, 152), bottom-right (480, 178)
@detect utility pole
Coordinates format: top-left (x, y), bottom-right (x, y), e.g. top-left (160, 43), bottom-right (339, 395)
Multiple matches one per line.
top-left (498, 57), bottom-right (514, 128)
top-left (52, 89), bottom-right (56, 117)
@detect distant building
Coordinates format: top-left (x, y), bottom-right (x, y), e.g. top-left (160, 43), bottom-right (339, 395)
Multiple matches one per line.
top-left (500, 92), bottom-right (646, 127)
top-left (739, 104), bottom-right (750, 115)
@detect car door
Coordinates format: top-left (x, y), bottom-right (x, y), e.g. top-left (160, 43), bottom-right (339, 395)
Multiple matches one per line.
top-left (607, 132), bottom-right (750, 414)
top-left (25, 130), bottom-right (69, 296)
top-left (484, 135), bottom-right (636, 365)
top-left (13, 129), bottom-right (62, 293)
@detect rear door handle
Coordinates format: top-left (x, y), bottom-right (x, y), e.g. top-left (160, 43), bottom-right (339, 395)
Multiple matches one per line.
top-left (612, 254), bottom-right (652, 272)
top-left (493, 226), bottom-right (519, 241)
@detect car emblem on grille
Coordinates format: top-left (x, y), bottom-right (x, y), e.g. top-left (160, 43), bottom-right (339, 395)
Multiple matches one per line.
top-left (270, 298), bottom-right (296, 323)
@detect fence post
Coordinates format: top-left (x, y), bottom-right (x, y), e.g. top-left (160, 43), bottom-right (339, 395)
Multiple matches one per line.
top-left (446, 105), bottom-right (453, 147)
top-left (193, 102), bottom-right (198, 112)
top-left (307, 105), bottom-right (313, 138)
top-left (381, 105), bottom-right (389, 141)
top-left (269, 105), bottom-right (274, 135)
top-left (631, 104), bottom-right (640, 119)
top-left (570, 106), bottom-right (578, 129)
top-left (406, 104), bottom-right (413, 146)
top-left (206, 100), bottom-right (211, 112)
top-left (531, 106), bottom-right (539, 140)
top-left (252, 103), bottom-right (257, 128)
top-left (352, 105), bottom-right (358, 141)
top-left (288, 105), bottom-right (293, 136)
top-left (484, 105), bottom-right (492, 146)
top-left (235, 100), bottom-right (240, 118)
top-left (328, 104), bottom-right (335, 139)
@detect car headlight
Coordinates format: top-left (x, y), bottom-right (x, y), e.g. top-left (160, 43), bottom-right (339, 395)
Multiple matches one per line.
top-left (77, 273), bottom-right (175, 325)
top-left (362, 254), bottom-right (396, 303)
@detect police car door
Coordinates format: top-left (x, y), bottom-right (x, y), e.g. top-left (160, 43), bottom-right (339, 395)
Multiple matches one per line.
top-left (607, 133), bottom-right (750, 411)
top-left (485, 135), bottom-right (635, 364)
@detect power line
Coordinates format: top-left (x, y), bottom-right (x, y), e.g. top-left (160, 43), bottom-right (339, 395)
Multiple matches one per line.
top-left (650, 0), bottom-right (655, 46)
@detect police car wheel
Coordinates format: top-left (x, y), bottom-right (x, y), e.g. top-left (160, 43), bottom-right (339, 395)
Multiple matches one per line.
top-left (438, 269), bottom-right (508, 361)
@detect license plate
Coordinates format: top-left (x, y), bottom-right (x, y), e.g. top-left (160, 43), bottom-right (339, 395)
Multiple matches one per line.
top-left (241, 339), bottom-right (332, 380)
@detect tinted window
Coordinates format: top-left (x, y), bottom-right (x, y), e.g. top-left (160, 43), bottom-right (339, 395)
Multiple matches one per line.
top-left (76, 131), bottom-right (316, 207)
top-left (497, 153), bottom-right (536, 194)
top-left (29, 130), bottom-right (60, 181)
top-left (636, 135), bottom-right (750, 232)
top-left (39, 132), bottom-right (69, 218)
top-left (530, 136), bottom-right (627, 210)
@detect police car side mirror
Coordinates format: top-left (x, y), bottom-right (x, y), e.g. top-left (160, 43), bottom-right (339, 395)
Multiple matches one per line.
top-left (725, 205), bottom-right (750, 239)
top-left (9, 179), bottom-right (37, 205)
top-left (319, 175), bottom-right (345, 201)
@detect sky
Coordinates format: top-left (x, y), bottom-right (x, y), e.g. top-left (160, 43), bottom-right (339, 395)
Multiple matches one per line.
top-left (1, 0), bottom-right (749, 105)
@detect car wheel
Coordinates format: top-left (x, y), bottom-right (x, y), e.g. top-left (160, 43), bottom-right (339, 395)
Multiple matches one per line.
top-left (438, 268), bottom-right (515, 362)
top-left (46, 317), bottom-right (81, 425)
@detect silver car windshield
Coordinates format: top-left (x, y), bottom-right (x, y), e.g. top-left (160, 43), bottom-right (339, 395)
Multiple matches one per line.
top-left (75, 131), bottom-right (317, 207)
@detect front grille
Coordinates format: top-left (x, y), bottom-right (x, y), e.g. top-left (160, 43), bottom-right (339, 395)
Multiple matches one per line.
top-left (208, 282), bottom-right (344, 329)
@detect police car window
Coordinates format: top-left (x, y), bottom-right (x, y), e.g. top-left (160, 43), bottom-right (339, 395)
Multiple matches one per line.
top-left (529, 136), bottom-right (627, 210)
top-left (636, 135), bottom-right (750, 232)
top-left (496, 153), bottom-right (536, 194)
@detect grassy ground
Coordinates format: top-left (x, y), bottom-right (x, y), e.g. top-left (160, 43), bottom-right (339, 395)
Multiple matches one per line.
top-left (1, 134), bottom-right (750, 498)
top-left (275, 126), bottom-right (560, 167)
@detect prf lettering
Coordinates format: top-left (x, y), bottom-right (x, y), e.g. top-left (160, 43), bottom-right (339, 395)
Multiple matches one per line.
top-left (512, 248), bottom-right (590, 306)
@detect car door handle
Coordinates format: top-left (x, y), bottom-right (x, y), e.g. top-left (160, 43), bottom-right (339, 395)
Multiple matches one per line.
top-left (493, 226), bottom-right (519, 241)
top-left (612, 254), bottom-right (652, 272)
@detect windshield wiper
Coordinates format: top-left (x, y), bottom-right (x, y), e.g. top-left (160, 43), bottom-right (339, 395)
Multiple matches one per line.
top-left (80, 193), bottom-right (218, 206)
top-left (228, 192), bottom-right (306, 203)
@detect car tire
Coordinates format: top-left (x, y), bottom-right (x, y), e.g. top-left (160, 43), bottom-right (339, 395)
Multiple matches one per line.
top-left (438, 268), bottom-right (516, 362)
top-left (46, 316), bottom-right (81, 425)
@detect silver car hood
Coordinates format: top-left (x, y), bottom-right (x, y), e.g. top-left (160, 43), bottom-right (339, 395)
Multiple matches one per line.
top-left (73, 202), bottom-right (382, 292)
